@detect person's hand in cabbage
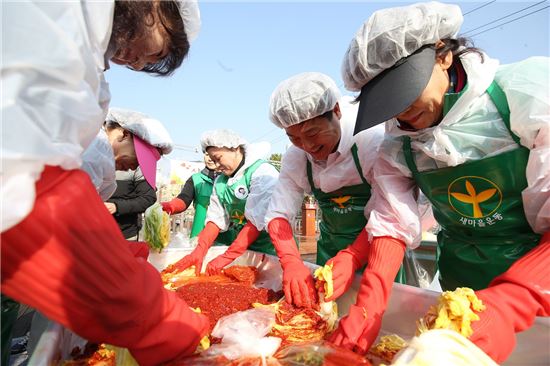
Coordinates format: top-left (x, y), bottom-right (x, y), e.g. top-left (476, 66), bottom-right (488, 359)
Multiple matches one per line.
top-left (163, 222), bottom-right (220, 276)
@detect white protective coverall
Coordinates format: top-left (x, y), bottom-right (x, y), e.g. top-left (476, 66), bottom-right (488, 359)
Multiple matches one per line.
top-left (1, 1), bottom-right (113, 232)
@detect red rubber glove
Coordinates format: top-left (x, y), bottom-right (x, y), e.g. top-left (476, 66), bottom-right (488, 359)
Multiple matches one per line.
top-left (325, 228), bottom-right (370, 301)
top-left (470, 231), bottom-right (550, 363)
top-left (1, 167), bottom-right (209, 366)
top-left (161, 198), bottom-right (186, 215)
top-left (164, 221), bottom-right (220, 276)
top-left (268, 218), bottom-right (317, 308)
top-left (206, 222), bottom-right (260, 275)
top-left (128, 241), bottom-right (150, 260)
top-left (330, 236), bottom-right (405, 354)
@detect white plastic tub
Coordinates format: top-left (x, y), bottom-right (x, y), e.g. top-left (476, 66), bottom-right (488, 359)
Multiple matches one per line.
top-left (29, 247), bottom-right (550, 365)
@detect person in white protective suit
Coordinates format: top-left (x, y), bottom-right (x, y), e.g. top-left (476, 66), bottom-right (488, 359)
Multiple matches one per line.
top-left (330, 1), bottom-right (550, 363)
top-left (162, 129), bottom-right (280, 277)
top-left (262, 72), bottom-right (409, 309)
top-left (1, 2), bottom-right (211, 365)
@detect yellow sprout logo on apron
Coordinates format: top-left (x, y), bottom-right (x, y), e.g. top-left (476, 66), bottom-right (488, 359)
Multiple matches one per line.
top-left (330, 195), bottom-right (354, 214)
top-left (230, 209), bottom-right (245, 224)
top-left (448, 176), bottom-right (502, 219)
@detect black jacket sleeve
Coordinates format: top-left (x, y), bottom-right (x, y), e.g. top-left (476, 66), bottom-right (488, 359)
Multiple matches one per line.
top-left (176, 176), bottom-right (195, 207)
top-left (108, 175), bottom-right (157, 215)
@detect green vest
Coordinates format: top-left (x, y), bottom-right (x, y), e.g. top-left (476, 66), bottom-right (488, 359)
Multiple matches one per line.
top-left (403, 81), bottom-right (540, 290)
top-left (190, 171), bottom-right (212, 237)
top-left (306, 143), bottom-right (405, 283)
top-left (214, 159), bottom-right (276, 255)
top-left (190, 171), bottom-right (232, 245)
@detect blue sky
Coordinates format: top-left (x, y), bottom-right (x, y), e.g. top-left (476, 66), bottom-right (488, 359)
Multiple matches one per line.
top-left (106, 1), bottom-right (549, 162)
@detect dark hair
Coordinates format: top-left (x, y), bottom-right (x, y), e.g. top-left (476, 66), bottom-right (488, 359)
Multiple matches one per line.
top-left (143, 1), bottom-right (190, 76)
top-left (112, 1), bottom-right (190, 77)
top-left (104, 120), bottom-right (122, 131)
top-left (319, 109), bottom-right (334, 121)
top-left (436, 37), bottom-right (484, 62)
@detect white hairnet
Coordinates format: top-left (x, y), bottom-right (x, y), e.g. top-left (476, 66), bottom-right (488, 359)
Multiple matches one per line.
top-left (342, 1), bottom-right (463, 92)
top-left (200, 129), bottom-right (247, 152)
top-left (177, 1), bottom-right (201, 43)
top-left (269, 72), bottom-right (342, 128)
top-left (105, 108), bottom-right (173, 154)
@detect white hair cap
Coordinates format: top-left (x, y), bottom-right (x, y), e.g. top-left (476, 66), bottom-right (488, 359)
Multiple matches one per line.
top-left (177, 0), bottom-right (201, 43)
top-left (105, 108), bottom-right (173, 154)
top-left (342, 1), bottom-right (463, 92)
top-left (200, 129), bottom-right (247, 152)
top-left (269, 72), bottom-right (342, 129)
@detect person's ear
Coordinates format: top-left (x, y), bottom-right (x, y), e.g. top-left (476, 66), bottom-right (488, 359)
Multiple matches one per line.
top-left (121, 129), bottom-right (133, 141)
top-left (434, 40), bottom-right (453, 71)
top-left (333, 102), bottom-right (342, 120)
top-left (438, 50), bottom-right (453, 71)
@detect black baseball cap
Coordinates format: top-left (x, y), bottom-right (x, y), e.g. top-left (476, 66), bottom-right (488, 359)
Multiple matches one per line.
top-left (354, 45), bottom-right (436, 135)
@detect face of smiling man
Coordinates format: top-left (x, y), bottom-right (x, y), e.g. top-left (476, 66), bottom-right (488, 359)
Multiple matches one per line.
top-left (284, 103), bottom-right (342, 161)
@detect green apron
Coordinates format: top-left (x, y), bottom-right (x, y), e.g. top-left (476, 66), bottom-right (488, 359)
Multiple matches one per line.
top-left (1, 294), bottom-right (20, 365)
top-left (403, 81), bottom-right (540, 291)
top-left (190, 171), bottom-right (232, 245)
top-left (306, 144), bottom-right (405, 283)
top-left (214, 159), bottom-right (276, 255)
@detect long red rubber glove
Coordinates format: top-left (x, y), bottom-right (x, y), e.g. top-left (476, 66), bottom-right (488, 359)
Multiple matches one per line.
top-left (325, 228), bottom-right (370, 301)
top-left (1, 167), bottom-right (209, 366)
top-left (206, 222), bottom-right (260, 275)
top-left (128, 241), bottom-right (150, 260)
top-left (161, 198), bottom-right (186, 215)
top-left (268, 218), bottom-right (317, 308)
top-left (163, 221), bottom-right (220, 276)
top-left (330, 236), bottom-right (405, 354)
top-left (471, 231), bottom-right (550, 363)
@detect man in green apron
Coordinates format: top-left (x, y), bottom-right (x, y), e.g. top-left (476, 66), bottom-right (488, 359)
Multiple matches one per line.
top-left (265, 72), bottom-right (406, 311)
top-left (162, 152), bottom-right (232, 244)
top-left (337, 1), bottom-right (549, 361)
top-left (163, 129), bottom-right (279, 277)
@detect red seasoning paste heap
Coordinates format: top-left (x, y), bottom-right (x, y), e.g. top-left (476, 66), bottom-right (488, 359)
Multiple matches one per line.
top-left (163, 265), bottom-right (282, 332)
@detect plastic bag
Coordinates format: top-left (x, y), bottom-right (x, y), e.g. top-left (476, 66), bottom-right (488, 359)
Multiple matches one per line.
top-left (170, 309), bottom-right (281, 366)
top-left (402, 248), bottom-right (432, 289)
top-left (205, 308), bottom-right (281, 360)
top-left (168, 232), bottom-right (195, 249)
top-left (274, 341), bottom-right (372, 366)
top-left (143, 202), bottom-right (171, 252)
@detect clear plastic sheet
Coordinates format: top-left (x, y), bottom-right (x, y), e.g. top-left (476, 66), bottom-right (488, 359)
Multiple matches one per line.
top-left (206, 308), bottom-right (281, 360)
top-left (401, 248), bottom-right (432, 289)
